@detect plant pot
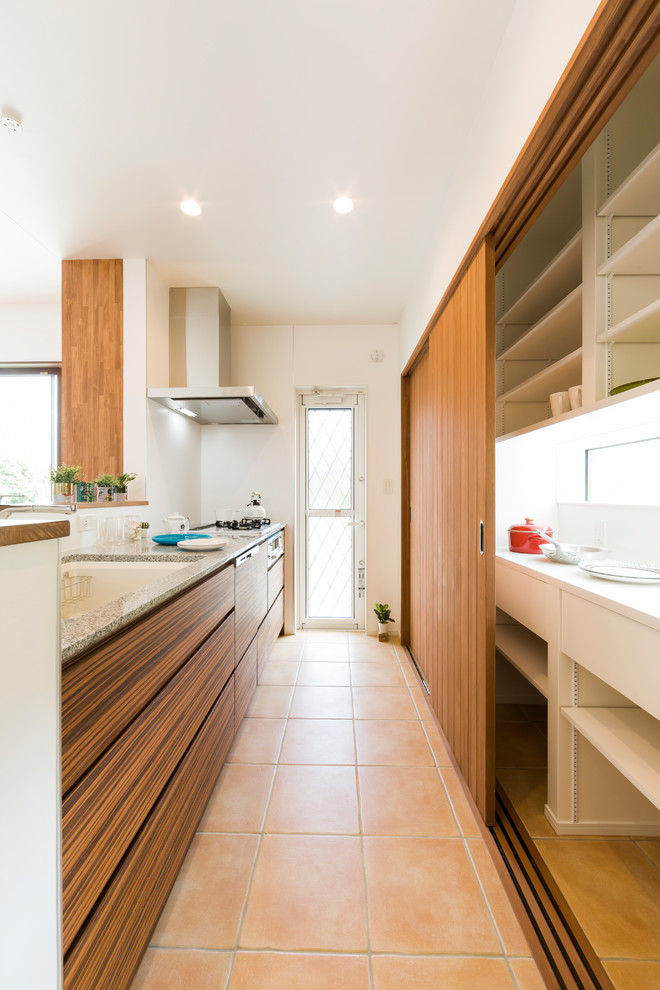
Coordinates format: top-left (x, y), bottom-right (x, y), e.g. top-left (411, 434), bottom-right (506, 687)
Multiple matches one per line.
top-left (113, 486), bottom-right (128, 502)
top-left (377, 621), bottom-right (389, 642)
top-left (75, 482), bottom-right (94, 503)
top-left (95, 485), bottom-right (114, 502)
top-left (52, 482), bottom-right (76, 504)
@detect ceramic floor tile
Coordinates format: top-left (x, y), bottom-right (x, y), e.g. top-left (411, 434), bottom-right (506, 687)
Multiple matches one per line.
top-left (496, 768), bottom-right (554, 838)
top-left (306, 630), bottom-right (349, 641)
top-left (268, 638), bottom-right (306, 661)
top-left (349, 643), bottom-right (397, 661)
top-left (150, 834), bottom-right (258, 949)
top-left (423, 722), bottom-right (453, 767)
top-left (301, 643), bottom-right (350, 662)
top-left (258, 660), bottom-right (300, 685)
top-left (198, 764), bottom-right (275, 833)
top-left (296, 661), bottom-right (351, 686)
top-left (364, 836), bottom-right (501, 954)
top-left (129, 948), bottom-right (231, 990)
top-left (228, 952), bottom-right (370, 989)
top-left (496, 720), bottom-right (547, 769)
top-left (245, 685), bottom-right (294, 718)
top-left (227, 718), bottom-right (286, 764)
top-left (350, 662), bottom-right (406, 686)
top-left (279, 718), bottom-right (356, 765)
top-left (603, 960), bottom-right (660, 990)
top-left (371, 955), bottom-right (517, 990)
top-left (355, 719), bottom-right (435, 766)
top-left (290, 685), bottom-right (353, 718)
top-left (239, 834), bottom-right (367, 951)
top-left (535, 838), bottom-right (660, 958)
top-left (265, 765), bottom-right (359, 833)
top-left (509, 957), bottom-right (551, 990)
top-left (352, 686), bottom-right (418, 719)
top-left (439, 769), bottom-right (482, 837)
top-left (409, 685), bottom-right (433, 719)
top-left (358, 766), bottom-right (458, 836)
top-left (400, 661), bottom-right (420, 685)
top-left (466, 838), bottom-right (532, 956)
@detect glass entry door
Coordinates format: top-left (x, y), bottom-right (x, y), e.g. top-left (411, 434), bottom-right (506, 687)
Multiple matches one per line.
top-left (297, 391), bottom-right (365, 629)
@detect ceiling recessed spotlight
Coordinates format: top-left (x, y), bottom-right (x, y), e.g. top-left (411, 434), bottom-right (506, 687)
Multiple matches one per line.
top-left (333, 196), bottom-right (354, 215)
top-left (1, 111), bottom-right (22, 133)
top-left (180, 198), bottom-right (202, 217)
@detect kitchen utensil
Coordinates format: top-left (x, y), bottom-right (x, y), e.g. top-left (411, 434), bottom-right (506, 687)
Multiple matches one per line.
top-left (549, 391), bottom-right (570, 416)
top-left (245, 492), bottom-right (267, 519)
top-left (177, 537), bottom-right (229, 551)
top-left (163, 511), bottom-right (190, 534)
top-left (568, 385), bottom-right (582, 409)
top-left (578, 560), bottom-right (660, 583)
top-left (538, 535), bottom-right (608, 564)
top-left (508, 518), bottom-right (553, 554)
top-left (152, 533), bottom-right (210, 545)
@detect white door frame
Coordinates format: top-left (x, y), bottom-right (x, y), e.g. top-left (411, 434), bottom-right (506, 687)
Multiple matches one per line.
top-left (296, 389), bottom-right (366, 630)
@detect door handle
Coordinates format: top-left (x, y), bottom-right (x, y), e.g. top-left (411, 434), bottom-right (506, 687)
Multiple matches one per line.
top-left (347, 520), bottom-right (364, 527)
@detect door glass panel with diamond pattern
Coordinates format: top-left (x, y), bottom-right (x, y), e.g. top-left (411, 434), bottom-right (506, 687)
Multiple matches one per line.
top-left (298, 393), bottom-right (365, 628)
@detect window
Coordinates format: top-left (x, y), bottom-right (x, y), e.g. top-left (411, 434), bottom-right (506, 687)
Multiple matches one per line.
top-left (586, 436), bottom-right (660, 505)
top-left (0, 367), bottom-right (60, 503)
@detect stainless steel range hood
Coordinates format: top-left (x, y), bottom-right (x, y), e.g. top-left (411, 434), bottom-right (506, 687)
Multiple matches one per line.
top-left (147, 287), bottom-right (278, 425)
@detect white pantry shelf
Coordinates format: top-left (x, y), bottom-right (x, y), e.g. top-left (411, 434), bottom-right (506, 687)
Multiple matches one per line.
top-left (498, 285), bottom-right (582, 361)
top-left (597, 213), bottom-right (660, 276)
top-left (598, 141), bottom-right (660, 217)
top-left (498, 231), bottom-right (582, 327)
top-left (561, 706), bottom-right (660, 812)
top-left (597, 296), bottom-right (660, 344)
top-left (498, 347), bottom-right (582, 404)
top-left (496, 623), bottom-right (548, 697)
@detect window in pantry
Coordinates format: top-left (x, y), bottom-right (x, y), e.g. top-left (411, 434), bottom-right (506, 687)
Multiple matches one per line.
top-left (586, 436), bottom-right (660, 505)
top-left (0, 367), bottom-right (60, 503)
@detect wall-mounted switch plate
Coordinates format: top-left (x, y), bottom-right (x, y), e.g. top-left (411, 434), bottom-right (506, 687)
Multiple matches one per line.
top-left (383, 479), bottom-right (394, 495)
top-left (77, 514), bottom-right (97, 532)
top-left (594, 520), bottom-right (606, 546)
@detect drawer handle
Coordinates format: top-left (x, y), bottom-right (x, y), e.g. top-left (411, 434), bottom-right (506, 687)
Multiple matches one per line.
top-left (235, 546), bottom-right (259, 567)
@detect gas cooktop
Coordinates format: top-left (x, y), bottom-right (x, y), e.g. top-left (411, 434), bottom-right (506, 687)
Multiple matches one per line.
top-left (215, 517), bottom-right (272, 531)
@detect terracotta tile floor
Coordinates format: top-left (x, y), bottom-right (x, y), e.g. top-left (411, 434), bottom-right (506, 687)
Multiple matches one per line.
top-left (130, 633), bottom-right (547, 990)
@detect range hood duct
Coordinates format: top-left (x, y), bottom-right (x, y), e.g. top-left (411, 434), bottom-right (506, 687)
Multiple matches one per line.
top-left (147, 287), bottom-right (278, 425)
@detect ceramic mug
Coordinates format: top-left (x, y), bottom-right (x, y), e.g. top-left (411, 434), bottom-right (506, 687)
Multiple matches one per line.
top-left (549, 391), bottom-right (571, 417)
top-left (568, 385), bottom-right (582, 410)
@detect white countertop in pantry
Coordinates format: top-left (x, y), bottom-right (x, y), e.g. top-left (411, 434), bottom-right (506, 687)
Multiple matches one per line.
top-left (496, 548), bottom-right (660, 633)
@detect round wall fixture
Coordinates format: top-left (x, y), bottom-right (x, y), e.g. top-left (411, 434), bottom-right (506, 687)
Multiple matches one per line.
top-left (1, 111), bottom-right (22, 133)
top-left (371, 349), bottom-right (384, 363)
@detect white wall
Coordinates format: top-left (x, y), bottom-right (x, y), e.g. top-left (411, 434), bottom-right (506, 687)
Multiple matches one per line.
top-left (0, 302), bottom-right (61, 361)
top-left (201, 324), bottom-right (401, 634)
top-left (399, 0), bottom-right (602, 367)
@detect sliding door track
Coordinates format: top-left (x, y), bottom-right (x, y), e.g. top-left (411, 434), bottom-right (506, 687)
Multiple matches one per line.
top-left (492, 786), bottom-right (615, 990)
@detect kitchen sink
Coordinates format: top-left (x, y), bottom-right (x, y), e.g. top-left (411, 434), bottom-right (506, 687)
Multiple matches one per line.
top-left (61, 560), bottom-right (190, 619)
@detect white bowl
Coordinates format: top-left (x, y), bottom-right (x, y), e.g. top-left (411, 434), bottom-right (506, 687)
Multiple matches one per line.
top-left (539, 543), bottom-right (608, 565)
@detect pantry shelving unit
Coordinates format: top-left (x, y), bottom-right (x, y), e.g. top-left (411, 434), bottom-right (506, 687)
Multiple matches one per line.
top-left (495, 621), bottom-right (548, 698)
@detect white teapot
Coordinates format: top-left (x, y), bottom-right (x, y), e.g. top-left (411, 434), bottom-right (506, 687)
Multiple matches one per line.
top-left (163, 511), bottom-right (190, 534)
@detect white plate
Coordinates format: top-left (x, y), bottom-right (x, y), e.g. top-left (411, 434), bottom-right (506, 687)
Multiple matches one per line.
top-left (578, 560), bottom-right (660, 583)
top-left (177, 537), bottom-right (228, 551)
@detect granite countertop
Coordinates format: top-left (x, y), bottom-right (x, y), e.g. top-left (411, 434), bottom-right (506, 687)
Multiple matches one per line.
top-left (61, 523), bottom-right (283, 664)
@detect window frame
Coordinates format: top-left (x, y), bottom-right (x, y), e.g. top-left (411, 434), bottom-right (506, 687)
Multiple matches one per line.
top-left (0, 363), bottom-right (62, 474)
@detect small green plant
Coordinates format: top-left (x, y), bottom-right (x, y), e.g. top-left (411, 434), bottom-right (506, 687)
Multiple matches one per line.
top-left (50, 463), bottom-right (82, 483)
top-left (93, 473), bottom-right (118, 487)
top-left (114, 471), bottom-right (137, 489)
top-left (374, 603), bottom-right (394, 624)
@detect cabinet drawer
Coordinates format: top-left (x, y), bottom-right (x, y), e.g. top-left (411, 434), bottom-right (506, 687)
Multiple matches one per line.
top-left (561, 594), bottom-right (660, 721)
top-left (63, 674), bottom-right (235, 990)
top-left (258, 588), bottom-right (284, 681)
top-left (235, 639), bottom-right (257, 730)
top-left (235, 546), bottom-right (268, 662)
top-left (267, 555), bottom-right (284, 610)
top-left (62, 611), bottom-right (234, 952)
top-left (496, 562), bottom-right (551, 640)
top-left (62, 564), bottom-right (234, 793)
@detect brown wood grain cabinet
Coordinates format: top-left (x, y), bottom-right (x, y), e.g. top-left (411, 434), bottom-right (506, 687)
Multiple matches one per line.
top-left (61, 531), bottom-right (285, 990)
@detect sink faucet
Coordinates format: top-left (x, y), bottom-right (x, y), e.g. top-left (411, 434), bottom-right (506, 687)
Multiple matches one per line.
top-left (0, 503), bottom-right (78, 519)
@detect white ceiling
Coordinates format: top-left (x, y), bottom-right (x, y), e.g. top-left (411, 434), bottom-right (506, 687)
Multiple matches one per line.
top-left (0, 0), bottom-right (517, 323)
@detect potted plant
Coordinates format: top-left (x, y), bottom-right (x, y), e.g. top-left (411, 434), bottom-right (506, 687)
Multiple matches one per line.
top-left (374, 603), bottom-right (395, 642)
top-left (93, 473), bottom-right (118, 502)
top-left (50, 464), bottom-right (82, 504)
top-left (112, 471), bottom-right (137, 502)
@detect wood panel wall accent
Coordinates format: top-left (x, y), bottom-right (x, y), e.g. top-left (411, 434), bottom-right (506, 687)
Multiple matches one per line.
top-left (403, 0), bottom-right (660, 376)
top-left (404, 241), bottom-right (495, 823)
top-left (61, 259), bottom-right (123, 481)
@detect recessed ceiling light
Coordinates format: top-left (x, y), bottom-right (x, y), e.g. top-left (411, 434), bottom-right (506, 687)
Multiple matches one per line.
top-left (1, 111), bottom-right (22, 133)
top-left (180, 199), bottom-right (202, 217)
top-left (333, 196), bottom-right (354, 215)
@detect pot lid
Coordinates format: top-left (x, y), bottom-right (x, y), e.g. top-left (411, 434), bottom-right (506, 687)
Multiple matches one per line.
top-left (508, 517), bottom-right (552, 533)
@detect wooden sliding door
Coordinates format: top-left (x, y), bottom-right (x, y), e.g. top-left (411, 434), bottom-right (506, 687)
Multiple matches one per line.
top-left (403, 238), bottom-right (495, 823)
